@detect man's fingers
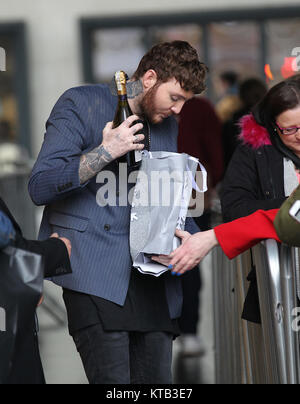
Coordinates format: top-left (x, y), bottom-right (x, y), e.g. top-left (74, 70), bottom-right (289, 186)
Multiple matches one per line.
top-left (132, 133), bottom-right (145, 143)
top-left (133, 143), bottom-right (145, 151)
top-left (122, 115), bottom-right (140, 128)
top-left (131, 123), bottom-right (144, 135)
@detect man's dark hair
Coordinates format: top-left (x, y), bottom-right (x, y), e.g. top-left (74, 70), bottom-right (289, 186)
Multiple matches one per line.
top-left (132, 41), bottom-right (208, 95)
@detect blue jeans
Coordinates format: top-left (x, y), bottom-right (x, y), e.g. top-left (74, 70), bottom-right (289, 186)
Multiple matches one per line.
top-left (72, 323), bottom-right (173, 384)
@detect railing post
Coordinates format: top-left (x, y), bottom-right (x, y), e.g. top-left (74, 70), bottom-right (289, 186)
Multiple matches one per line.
top-left (213, 240), bottom-right (300, 384)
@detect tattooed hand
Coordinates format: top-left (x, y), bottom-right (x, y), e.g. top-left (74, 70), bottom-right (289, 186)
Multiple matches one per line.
top-left (102, 115), bottom-right (144, 161)
top-left (79, 115), bottom-right (144, 184)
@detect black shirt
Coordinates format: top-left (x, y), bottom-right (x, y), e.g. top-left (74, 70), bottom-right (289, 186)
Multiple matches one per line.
top-left (63, 268), bottom-right (180, 336)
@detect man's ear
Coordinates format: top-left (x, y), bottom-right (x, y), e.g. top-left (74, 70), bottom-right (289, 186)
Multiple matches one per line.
top-left (142, 69), bottom-right (157, 90)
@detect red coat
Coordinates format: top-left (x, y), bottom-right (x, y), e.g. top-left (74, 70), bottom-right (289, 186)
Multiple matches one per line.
top-left (214, 209), bottom-right (280, 259)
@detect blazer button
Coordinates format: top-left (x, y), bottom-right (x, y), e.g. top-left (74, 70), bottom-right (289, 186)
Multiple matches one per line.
top-left (104, 224), bottom-right (111, 231)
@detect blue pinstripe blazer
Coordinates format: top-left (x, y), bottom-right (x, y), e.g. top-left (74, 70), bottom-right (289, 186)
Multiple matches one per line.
top-left (28, 84), bottom-right (199, 319)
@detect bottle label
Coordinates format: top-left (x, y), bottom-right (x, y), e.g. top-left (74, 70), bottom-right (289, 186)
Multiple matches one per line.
top-left (115, 70), bottom-right (127, 95)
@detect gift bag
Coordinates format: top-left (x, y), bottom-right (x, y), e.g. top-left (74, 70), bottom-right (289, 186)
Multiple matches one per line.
top-left (130, 151), bottom-right (207, 276)
top-left (0, 246), bottom-right (44, 384)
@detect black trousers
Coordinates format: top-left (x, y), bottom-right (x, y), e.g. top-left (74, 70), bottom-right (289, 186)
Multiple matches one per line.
top-left (72, 321), bottom-right (173, 384)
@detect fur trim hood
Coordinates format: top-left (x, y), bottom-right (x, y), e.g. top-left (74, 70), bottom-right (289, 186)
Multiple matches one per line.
top-left (238, 114), bottom-right (272, 149)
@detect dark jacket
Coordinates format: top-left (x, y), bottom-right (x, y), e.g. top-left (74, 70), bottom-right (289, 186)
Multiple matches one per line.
top-left (221, 144), bottom-right (286, 223)
top-left (0, 196), bottom-right (71, 384)
top-left (221, 114), bottom-right (287, 323)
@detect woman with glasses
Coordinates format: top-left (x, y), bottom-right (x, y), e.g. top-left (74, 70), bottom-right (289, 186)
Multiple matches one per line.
top-left (153, 75), bottom-right (300, 313)
top-left (220, 73), bottom-right (300, 324)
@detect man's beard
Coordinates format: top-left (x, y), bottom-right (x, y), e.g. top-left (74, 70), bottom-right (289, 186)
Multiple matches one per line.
top-left (139, 83), bottom-right (162, 124)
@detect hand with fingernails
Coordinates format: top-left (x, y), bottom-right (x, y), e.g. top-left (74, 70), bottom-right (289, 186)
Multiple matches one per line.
top-left (151, 229), bottom-right (219, 276)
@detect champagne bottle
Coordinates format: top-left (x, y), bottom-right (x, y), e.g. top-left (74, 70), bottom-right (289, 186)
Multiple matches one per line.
top-left (112, 70), bottom-right (142, 167)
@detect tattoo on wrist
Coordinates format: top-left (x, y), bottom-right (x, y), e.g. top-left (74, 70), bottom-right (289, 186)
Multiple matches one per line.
top-left (79, 145), bottom-right (113, 184)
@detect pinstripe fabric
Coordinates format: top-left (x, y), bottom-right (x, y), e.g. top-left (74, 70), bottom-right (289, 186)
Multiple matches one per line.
top-left (28, 84), bottom-right (199, 319)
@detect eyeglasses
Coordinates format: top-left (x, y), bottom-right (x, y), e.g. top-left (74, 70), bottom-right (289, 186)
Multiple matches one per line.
top-left (275, 123), bottom-right (300, 136)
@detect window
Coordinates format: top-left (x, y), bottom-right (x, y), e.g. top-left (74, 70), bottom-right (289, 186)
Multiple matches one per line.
top-left (151, 24), bottom-right (204, 60)
top-left (80, 7), bottom-right (300, 100)
top-left (0, 35), bottom-right (18, 143)
top-left (92, 28), bottom-right (147, 83)
top-left (208, 21), bottom-right (261, 101)
top-left (0, 24), bottom-right (30, 154)
top-left (266, 18), bottom-right (300, 85)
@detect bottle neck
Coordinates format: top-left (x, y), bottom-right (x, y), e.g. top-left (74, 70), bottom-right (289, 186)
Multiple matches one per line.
top-left (118, 94), bottom-right (128, 102)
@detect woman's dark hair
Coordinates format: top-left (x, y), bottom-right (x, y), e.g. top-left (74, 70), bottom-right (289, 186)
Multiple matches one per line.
top-left (253, 73), bottom-right (300, 168)
top-left (132, 41), bottom-right (208, 95)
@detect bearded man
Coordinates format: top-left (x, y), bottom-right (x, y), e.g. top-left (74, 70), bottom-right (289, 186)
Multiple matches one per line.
top-left (29, 41), bottom-right (207, 384)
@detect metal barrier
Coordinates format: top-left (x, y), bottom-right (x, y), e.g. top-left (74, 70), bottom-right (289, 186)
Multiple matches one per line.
top-left (213, 241), bottom-right (300, 384)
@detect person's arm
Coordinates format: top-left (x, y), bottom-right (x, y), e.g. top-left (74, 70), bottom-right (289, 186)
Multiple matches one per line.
top-left (163, 209), bottom-right (280, 275)
top-left (214, 209), bottom-right (279, 259)
top-left (13, 233), bottom-right (72, 278)
top-left (28, 87), bottom-right (144, 206)
top-left (0, 199), bottom-right (72, 278)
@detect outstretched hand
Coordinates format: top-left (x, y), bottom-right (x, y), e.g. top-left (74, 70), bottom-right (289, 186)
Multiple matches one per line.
top-left (167, 229), bottom-right (219, 275)
top-left (150, 230), bottom-right (192, 269)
